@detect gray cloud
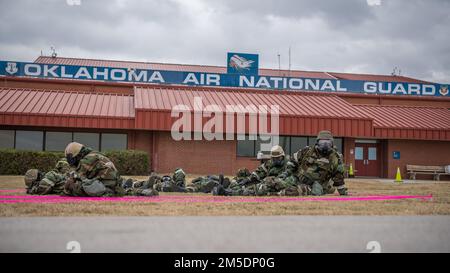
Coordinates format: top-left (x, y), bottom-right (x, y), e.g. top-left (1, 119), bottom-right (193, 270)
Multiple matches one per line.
top-left (0, 0), bottom-right (449, 83)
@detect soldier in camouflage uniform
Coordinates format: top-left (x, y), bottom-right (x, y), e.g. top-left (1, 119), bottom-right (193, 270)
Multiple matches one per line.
top-left (63, 142), bottom-right (158, 197)
top-left (293, 130), bottom-right (348, 196)
top-left (121, 172), bottom-right (161, 196)
top-left (152, 168), bottom-right (188, 192)
top-left (213, 145), bottom-right (297, 196)
top-left (186, 174), bottom-right (230, 193)
top-left (24, 158), bottom-right (72, 195)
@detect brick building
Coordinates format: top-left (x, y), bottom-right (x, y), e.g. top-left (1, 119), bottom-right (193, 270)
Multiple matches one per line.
top-left (1, 56), bottom-right (449, 179)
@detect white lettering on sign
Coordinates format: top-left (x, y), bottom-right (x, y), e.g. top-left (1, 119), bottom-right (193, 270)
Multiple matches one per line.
top-left (93, 68), bottom-right (109, 80)
top-left (24, 64), bottom-right (41, 76)
top-left (5, 61), bottom-right (443, 96)
top-left (74, 67), bottom-right (92, 79)
top-left (149, 71), bottom-right (165, 83)
top-left (363, 82), bottom-right (436, 96)
top-left (111, 69), bottom-right (126, 81)
top-left (44, 65), bottom-right (59, 77)
top-left (183, 73), bottom-right (218, 85)
top-left (61, 66), bottom-right (73, 78)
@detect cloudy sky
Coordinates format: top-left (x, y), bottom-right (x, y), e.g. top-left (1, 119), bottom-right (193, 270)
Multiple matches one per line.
top-left (0, 0), bottom-right (449, 83)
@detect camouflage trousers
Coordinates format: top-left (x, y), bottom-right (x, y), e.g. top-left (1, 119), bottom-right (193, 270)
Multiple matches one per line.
top-left (254, 176), bottom-right (302, 196)
top-left (63, 177), bottom-right (125, 197)
top-left (186, 176), bottom-right (221, 193)
top-left (298, 173), bottom-right (338, 196)
top-left (153, 181), bottom-right (186, 193)
top-left (26, 170), bottom-right (66, 195)
top-left (308, 180), bottom-right (336, 196)
top-left (122, 177), bottom-right (159, 196)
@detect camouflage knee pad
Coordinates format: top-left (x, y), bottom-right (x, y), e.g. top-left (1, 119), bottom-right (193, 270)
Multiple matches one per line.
top-left (256, 183), bottom-right (269, 196)
top-left (81, 179), bottom-right (107, 197)
top-left (278, 186), bottom-right (300, 196)
top-left (311, 181), bottom-right (324, 196)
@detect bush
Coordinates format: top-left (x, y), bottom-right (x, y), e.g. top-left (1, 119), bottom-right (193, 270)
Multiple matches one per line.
top-left (103, 150), bottom-right (149, 175)
top-left (0, 149), bottom-right (150, 175)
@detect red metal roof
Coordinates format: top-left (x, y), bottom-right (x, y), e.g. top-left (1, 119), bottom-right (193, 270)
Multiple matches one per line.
top-left (135, 87), bottom-right (368, 118)
top-left (0, 88), bottom-right (134, 129)
top-left (354, 104), bottom-right (450, 140)
top-left (1, 85), bottom-right (448, 140)
top-left (35, 56), bottom-right (426, 82)
top-left (134, 87), bottom-right (374, 137)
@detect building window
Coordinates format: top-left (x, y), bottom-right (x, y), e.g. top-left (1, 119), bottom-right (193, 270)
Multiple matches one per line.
top-left (334, 138), bottom-right (343, 153)
top-left (15, 130), bottom-right (43, 151)
top-left (238, 135), bottom-right (344, 157)
top-left (45, 132), bottom-right (73, 151)
top-left (307, 136), bottom-right (316, 147)
top-left (0, 130), bottom-right (15, 149)
top-left (290, 136), bottom-right (308, 154)
top-left (74, 132), bottom-right (99, 151)
top-left (237, 136), bottom-right (255, 157)
top-left (255, 135), bottom-right (271, 154)
top-left (101, 133), bottom-right (127, 151)
top-left (279, 136), bottom-right (290, 156)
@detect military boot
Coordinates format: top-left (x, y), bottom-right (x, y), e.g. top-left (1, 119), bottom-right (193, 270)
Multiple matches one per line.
top-left (311, 181), bottom-right (324, 196)
top-left (122, 178), bottom-right (134, 189)
top-left (212, 185), bottom-right (224, 196)
top-left (139, 188), bottom-right (159, 196)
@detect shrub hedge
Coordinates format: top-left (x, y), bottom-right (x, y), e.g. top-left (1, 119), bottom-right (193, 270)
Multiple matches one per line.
top-left (0, 149), bottom-right (150, 175)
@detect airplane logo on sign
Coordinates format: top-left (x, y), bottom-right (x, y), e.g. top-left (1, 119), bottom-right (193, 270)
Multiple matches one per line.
top-left (229, 54), bottom-right (255, 71)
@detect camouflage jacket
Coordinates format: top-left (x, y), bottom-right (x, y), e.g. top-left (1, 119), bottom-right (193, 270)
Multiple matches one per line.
top-left (70, 150), bottom-right (124, 196)
top-left (27, 159), bottom-right (72, 195)
top-left (251, 156), bottom-right (294, 182)
top-left (76, 151), bottom-right (119, 181)
top-left (293, 146), bottom-right (345, 187)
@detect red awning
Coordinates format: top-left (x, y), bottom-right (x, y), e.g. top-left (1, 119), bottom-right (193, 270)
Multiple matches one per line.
top-left (0, 88), bottom-right (135, 129)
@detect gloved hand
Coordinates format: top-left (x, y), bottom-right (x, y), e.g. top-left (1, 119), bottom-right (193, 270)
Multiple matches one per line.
top-left (69, 171), bottom-right (79, 180)
top-left (337, 187), bottom-right (348, 196)
top-left (64, 176), bottom-right (76, 194)
top-left (238, 178), bottom-right (250, 186)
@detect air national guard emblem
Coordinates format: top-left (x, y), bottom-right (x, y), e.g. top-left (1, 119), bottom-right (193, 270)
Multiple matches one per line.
top-left (439, 85), bottom-right (449, 96)
top-left (5, 62), bottom-right (18, 75)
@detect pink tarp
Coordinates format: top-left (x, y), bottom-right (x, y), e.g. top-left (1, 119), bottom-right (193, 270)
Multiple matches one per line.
top-left (0, 190), bottom-right (433, 204)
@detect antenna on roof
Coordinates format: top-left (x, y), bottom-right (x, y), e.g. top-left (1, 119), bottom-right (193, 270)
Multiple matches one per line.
top-left (277, 53), bottom-right (281, 76)
top-left (391, 66), bottom-right (398, 76)
top-left (288, 46), bottom-right (291, 77)
top-left (50, 46), bottom-right (57, 58)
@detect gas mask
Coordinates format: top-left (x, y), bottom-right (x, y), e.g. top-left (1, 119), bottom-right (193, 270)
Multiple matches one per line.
top-left (66, 154), bottom-right (79, 167)
top-left (316, 139), bottom-right (333, 155)
top-left (272, 156), bottom-right (284, 167)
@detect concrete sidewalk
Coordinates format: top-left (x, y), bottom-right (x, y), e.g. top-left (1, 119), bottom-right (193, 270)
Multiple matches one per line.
top-left (0, 216), bottom-right (449, 253)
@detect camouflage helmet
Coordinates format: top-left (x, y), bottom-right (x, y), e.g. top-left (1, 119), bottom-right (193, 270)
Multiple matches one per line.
top-left (173, 168), bottom-right (185, 178)
top-left (173, 168), bottom-right (186, 186)
top-left (316, 130), bottom-right (334, 142)
top-left (64, 142), bottom-right (84, 157)
top-left (55, 158), bottom-right (71, 173)
top-left (236, 168), bottom-right (251, 178)
top-left (24, 169), bottom-right (40, 187)
top-left (270, 145), bottom-right (285, 158)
